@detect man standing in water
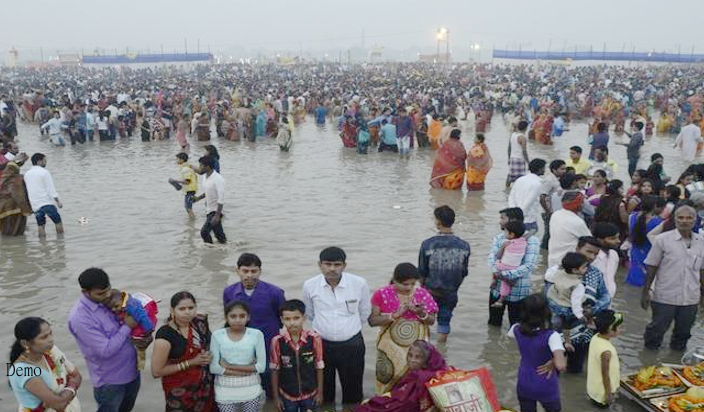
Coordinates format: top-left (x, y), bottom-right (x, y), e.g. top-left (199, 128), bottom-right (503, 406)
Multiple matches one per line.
top-left (302, 247), bottom-right (371, 405)
top-left (675, 117), bottom-right (703, 163)
top-left (68, 268), bottom-right (147, 411)
top-left (487, 207), bottom-right (539, 326)
top-left (506, 120), bottom-right (529, 187)
top-left (418, 205), bottom-right (471, 351)
top-left (195, 155), bottom-right (226, 244)
top-left (508, 159), bottom-right (546, 237)
top-left (24, 153), bottom-right (63, 237)
top-left (642, 205), bottom-right (704, 350)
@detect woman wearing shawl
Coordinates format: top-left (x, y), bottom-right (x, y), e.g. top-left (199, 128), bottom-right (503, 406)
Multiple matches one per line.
top-left (466, 134), bottom-right (493, 191)
top-left (430, 129), bottom-right (467, 190)
top-left (255, 110), bottom-right (267, 137)
top-left (276, 116), bottom-right (293, 152)
top-left (355, 340), bottom-right (447, 412)
top-left (356, 118), bottom-right (371, 154)
top-left (427, 115), bottom-right (443, 149)
top-left (368, 263), bottom-right (438, 394)
top-left (0, 162), bottom-right (32, 236)
top-left (340, 116), bottom-right (357, 148)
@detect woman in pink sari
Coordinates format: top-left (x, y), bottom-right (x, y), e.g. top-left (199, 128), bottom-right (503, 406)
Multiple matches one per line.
top-left (355, 340), bottom-right (447, 412)
top-left (430, 129), bottom-right (467, 190)
top-left (368, 263), bottom-right (438, 394)
top-left (466, 133), bottom-right (493, 191)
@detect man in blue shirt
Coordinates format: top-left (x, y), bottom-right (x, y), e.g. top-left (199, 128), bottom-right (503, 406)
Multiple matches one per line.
top-left (487, 207), bottom-right (539, 326)
top-left (418, 206), bottom-right (471, 347)
top-left (314, 104), bottom-right (327, 125)
top-left (223, 253), bottom-right (286, 398)
top-left (378, 119), bottom-right (398, 153)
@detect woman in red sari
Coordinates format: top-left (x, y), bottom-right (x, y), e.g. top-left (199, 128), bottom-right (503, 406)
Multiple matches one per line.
top-left (340, 116), bottom-right (358, 148)
top-left (152, 291), bottom-right (215, 412)
top-left (466, 134), bottom-right (493, 191)
top-left (430, 129), bottom-right (467, 190)
top-left (355, 340), bottom-right (447, 412)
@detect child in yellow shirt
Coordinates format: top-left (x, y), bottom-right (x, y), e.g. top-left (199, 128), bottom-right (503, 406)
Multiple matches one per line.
top-left (169, 153), bottom-right (199, 219)
top-left (587, 310), bottom-right (622, 407)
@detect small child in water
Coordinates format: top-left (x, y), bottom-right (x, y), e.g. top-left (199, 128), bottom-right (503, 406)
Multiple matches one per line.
top-left (491, 221), bottom-right (527, 308)
top-left (587, 310), bottom-right (622, 407)
top-left (546, 252), bottom-right (591, 352)
top-left (106, 290), bottom-right (158, 370)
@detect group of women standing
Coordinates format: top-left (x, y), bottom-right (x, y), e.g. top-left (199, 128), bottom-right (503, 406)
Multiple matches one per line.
top-left (430, 131), bottom-right (493, 191)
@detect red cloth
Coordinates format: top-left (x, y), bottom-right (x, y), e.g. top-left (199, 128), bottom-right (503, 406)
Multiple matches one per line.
top-left (355, 342), bottom-right (447, 412)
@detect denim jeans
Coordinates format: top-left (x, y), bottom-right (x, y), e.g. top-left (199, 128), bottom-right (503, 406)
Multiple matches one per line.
top-left (94, 375), bottom-right (140, 412)
top-left (429, 289), bottom-right (458, 334)
top-left (282, 397), bottom-right (316, 412)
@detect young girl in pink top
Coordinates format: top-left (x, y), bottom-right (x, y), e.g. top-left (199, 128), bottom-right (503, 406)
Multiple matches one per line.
top-left (491, 221), bottom-right (528, 308)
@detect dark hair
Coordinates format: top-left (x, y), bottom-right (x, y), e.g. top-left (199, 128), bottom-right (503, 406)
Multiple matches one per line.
top-left (577, 236), bottom-right (600, 249)
top-left (10, 318), bottom-right (48, 364)
top-left (591, 222), bottom-right (619, 239)
top-left (449, 129), bottom-right (461, 139)
top-left (562, 252), bottom-right (589, 273)
top-left (517, 120), bottom-right (528, 131)
top-left (319, 246), bottom-right (346, 263)
top-left (504, 220), bottom-right (525, 238)
top-left (597, 122), bottom-right (607, 133)
top-left (392, 262), bottom-right (421, 283)
top-left (204, 145), bottom-right (220, 159)
top-left (594, 310), bottom-right (621, 334)
top-left (170, 291), bottom-right (196, 308)
top-left (280, 299), bottom-right (306, 316)
top-left (637, 178), bottom-right (655, 196)
top-left (519, 294), bottom-right (551, 336)
top-left (475, 133), bottom-right (485, 142)
top-left (176, 152), bottom-right (188, 162)
top-left (559, 174), bottom-right (577, 189)
top-left (606, 179), bottom-right (623, 195)
top-left (592, 169), bottom-right (607, 179)
top-left (651, 153), bottom-right (663, 162)
top-left (595, 145), bottom-right (609, 155)
top-left (678, 171), bottom-right (694, 184)
top-left (237, 253), bottom-right (262, 268)
top-left (500, 207), bottom-right (523, 222)
top-left (570, 146), bottom-right (582, 154)
top-left (665, 185), bottom-right (681, 202)
top-left (224, 299), bottom-right (250, 327)
top-left (31, 153), bottom-right (45, 165)
top-left (529, 158), bottom-right (546, 174)
top-left (78, 267), bottom-right (110, 291)
top-left (434, 205), bottom-right (455, 227)
top-left (634, 121), bottom-right (644, 131)
top-left (549, 160), bottom-right (566, 173)
top-left (199, 155), bottom-right (216, 169)
top-left (632, 196), bottom-right (666, 246)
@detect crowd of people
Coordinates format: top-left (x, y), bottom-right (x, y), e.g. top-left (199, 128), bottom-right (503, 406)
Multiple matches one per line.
top-left (5, 61), bottom-right (704, 412)
top-left (9, 211), bottom-right (475, 412)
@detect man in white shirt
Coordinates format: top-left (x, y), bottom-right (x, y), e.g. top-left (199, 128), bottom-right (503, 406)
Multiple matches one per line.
top-left (547, 191), bottom-right (592, 268)
top-left (40, 111), bottom-right (66, 146)
top-left (302, 247), bottom-right (371, 405)
top-left (540, 160), bottom-right (567, 249)
top-left (24, 153), bottom-right (63, 237)
top-left (195, 155), bottom-right (226, 243)
top-left (508, 158), bottom-right (546, 237)
top-left (675, 118), bottom-right (703, 163)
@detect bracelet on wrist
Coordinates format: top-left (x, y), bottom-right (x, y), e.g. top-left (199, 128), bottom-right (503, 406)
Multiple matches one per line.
top-left (62, 387), bottom-right (76, 396)
top-left (419, 312), bottom-right (428, 321)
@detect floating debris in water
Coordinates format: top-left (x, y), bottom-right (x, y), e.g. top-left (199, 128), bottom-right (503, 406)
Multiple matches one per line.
top-left (78, 217), bottom-right (90, 225)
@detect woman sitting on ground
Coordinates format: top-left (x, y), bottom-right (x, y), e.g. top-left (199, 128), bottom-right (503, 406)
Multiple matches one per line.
top-left (355, 340), bottom-right (448, 412)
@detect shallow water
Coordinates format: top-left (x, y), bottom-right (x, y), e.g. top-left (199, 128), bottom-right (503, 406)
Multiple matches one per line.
top-left (1, 116), bottom-right (701, 412)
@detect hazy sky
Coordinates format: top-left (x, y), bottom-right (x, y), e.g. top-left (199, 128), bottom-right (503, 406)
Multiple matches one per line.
top-left (2, 0), bottom-right (702, 56)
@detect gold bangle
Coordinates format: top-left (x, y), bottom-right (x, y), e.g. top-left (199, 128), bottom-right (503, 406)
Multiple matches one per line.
top-left (185, 361), bottom-right (190, 369)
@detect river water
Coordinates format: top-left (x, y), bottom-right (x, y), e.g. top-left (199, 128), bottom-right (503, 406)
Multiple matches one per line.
top-left (1, 116), bottom-right (702, 412)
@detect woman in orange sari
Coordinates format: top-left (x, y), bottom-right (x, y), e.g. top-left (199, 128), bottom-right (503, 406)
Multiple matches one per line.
top-left (430, 129), bottom-right (467, 190)
top-left (466, 134), bottom-right (493, 191)
top-left (427, 115), bottom-right (443, 149)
